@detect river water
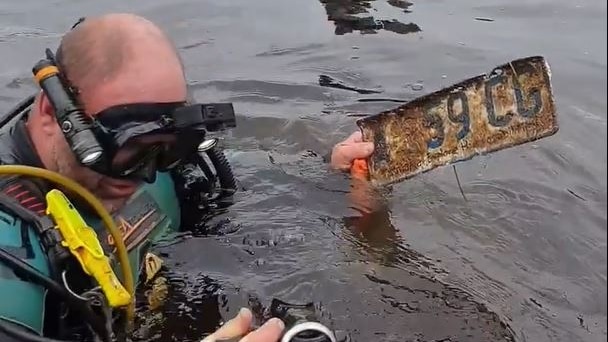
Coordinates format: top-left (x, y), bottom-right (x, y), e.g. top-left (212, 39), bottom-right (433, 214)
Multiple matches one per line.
top-left (1, 1), bottom-right (606, 341)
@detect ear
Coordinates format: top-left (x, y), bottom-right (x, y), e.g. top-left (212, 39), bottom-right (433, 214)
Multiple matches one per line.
top-left (36, 92), bottom-right (59, 136)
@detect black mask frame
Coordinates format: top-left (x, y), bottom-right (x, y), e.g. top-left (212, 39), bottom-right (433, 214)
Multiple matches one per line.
top-left (90, 101), bottom-right (236, 182)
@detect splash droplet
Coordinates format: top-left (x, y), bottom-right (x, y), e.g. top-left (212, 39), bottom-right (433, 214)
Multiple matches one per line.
top-left (411, 83), bottom-right (424, 91)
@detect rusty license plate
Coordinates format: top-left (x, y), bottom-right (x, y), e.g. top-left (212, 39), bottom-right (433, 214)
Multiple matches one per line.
top-left (356, 56), bottom-right (558, 186)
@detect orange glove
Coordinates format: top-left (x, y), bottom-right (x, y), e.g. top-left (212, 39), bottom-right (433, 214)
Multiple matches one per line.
top-left (350, 158), bottom-right (369, 181)
top-left (349, 158), bottom-right (376, 216)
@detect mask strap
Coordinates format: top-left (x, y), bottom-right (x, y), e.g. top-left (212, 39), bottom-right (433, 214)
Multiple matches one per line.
top-left (53, 17), bottom-right (87, 97)
top-left (71, 17), bottom-right (86, 29)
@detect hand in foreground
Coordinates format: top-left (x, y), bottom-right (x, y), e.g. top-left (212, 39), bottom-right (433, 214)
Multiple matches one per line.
top-left (330, 131), bottom-right (374, 172)
top-left (201, 308), bottom-right (284, 342)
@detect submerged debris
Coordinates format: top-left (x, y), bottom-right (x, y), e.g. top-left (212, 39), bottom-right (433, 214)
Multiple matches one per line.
top-left (318, 0), bottom-right (420, 35)
top-left (318, 74), bottom-right (381, 94)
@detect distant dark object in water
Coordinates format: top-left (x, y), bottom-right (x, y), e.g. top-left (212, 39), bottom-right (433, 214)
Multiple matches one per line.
top-left (318, 74), bottom-right (381, 94)
top-left (357, 98), bottom-right (408, 103)
top-left (388, 0), bottom-right (413, 12)
top-left (318, 0), bottom-right (421, 35)
top-left (378, 20), bottom-right (421, 35)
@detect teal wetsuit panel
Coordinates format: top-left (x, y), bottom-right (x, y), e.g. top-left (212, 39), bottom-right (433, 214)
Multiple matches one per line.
top-left (0, 171), bottom-right (180, 335)
top-left (82, 171), bottom-right (181, 284)
top-left (0, 209), bottom-right (50, 335)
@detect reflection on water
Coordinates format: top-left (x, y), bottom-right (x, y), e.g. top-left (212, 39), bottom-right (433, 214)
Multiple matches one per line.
top-left (133, 272), bottom-right (225, 342)
top-left (129, 148), bottom-right (517, 341)
top-left (318, 0), bottom-right (421, 35)
top-left (340, 201), bottom-right (446, 274)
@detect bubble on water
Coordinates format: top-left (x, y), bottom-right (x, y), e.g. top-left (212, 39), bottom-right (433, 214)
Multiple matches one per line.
top-left (178, 302), bottom-right (193, 313)
top-left (411, 82), bottom-right (424, 91)
top-left (254, 258), bottom-right (266, 267)
top-left (281, 233), bottom-right (306, 244)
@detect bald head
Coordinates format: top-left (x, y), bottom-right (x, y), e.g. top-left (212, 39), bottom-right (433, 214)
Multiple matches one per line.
top-left (56, 13), bottom-right (185, 103)
top-left (28, 13), bottom-right (189, 212)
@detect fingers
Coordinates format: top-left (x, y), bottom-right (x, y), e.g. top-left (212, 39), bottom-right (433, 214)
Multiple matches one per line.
top-left (240, 318), bottom-right (285, 342)
top-left (344, 130), bottom-right (363, 143)
top-left (330, 141), bottom-right (374, 171)
top-left (330, 130), bottom-right (374, 172)
top-left (340, 142), bottom-right (374, 160)
top-left (202, 308), bottom-right (253, 342)
top-left (350, 158), bottom-right (369, 180)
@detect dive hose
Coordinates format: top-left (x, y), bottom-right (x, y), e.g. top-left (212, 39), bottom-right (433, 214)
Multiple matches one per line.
top-left (0, 165), bottom-right (135, 324)
top-left (0, 93), bottom-right (35, 129)
top-left (0, 247), bottom-right (109, 342)
top-left (204, 145), bottom-right (237, 199)
top-left (0, 318), bottom-right (79, 342)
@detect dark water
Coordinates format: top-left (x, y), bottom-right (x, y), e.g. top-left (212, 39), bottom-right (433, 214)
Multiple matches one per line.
top-left (1, 1), bottom-right (606, 341)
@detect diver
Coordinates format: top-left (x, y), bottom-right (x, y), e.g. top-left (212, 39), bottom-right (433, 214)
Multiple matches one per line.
top-left (0, 13), bottom-right (374, 342)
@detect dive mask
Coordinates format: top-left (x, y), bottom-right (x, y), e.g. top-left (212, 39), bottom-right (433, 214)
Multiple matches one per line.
top-left (32, 48), bottom-right (236, 183)
top-left (90, 101), bottom-right (235, 182)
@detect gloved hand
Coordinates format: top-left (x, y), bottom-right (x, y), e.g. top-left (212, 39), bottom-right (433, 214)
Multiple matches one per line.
top-left (330, 131), bottom-right (374, 172)
top-left (201, 308), bottom-right (284, 342)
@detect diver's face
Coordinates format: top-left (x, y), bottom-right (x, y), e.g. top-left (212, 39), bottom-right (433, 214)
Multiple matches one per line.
top-left (55, 51), bottom-right (187, 213)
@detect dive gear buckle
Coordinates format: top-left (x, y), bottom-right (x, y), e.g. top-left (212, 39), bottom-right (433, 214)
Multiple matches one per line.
top-left (45, 189), bottom-right (131, 308)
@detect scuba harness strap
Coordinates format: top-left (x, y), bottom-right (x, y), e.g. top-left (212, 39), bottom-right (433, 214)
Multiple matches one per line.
top-left (0, 192), bottom-right (112, 342)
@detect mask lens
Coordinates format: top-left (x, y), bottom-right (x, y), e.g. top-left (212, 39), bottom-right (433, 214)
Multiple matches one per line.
top-left (104, 128), bottom-right (205, 178)
top-left (156, 133), bottom-right (204, 170)
top-left (113, 141), bottom-right (188, 178)
top-left (156, 144), bottom-right (182, 171)
top-left (115, 144), bottom-right (162, 177)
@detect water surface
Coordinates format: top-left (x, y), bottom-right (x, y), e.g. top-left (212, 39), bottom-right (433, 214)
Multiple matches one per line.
top-left (1, 1), bottom-right (606, 341)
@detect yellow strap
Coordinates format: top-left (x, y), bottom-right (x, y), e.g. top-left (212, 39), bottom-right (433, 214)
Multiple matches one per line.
top-left (34, 65), bottom-right (59, 83)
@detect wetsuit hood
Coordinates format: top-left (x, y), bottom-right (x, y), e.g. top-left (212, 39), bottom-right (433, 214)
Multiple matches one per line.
top-left (0, 115), bottom-right (46, 168)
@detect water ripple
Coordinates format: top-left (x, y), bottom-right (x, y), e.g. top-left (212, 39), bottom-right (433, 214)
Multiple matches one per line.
top-left (190, 79), bottom-right (331, 102)
top-left (256, 43), bottom-right (326, 57)
top-left (0, 26), bottom-right (60, 41)
top-left (2, 0), bottom-right (602, 341)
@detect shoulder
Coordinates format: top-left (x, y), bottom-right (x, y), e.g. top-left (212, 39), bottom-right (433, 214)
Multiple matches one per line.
top-left (0, 125), bottom-right (17, 164)
top-left (0, 194), bottom-right (51, 337)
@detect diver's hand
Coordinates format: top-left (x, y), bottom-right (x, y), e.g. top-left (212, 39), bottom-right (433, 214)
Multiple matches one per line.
top-left (330, 131), bottom-right (374, 172)
top-left (201, 308), bottom-right (284, 342)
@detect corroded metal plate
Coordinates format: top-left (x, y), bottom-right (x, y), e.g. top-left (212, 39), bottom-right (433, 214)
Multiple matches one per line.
top-left (356, 56), bottom-right (558, 186)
